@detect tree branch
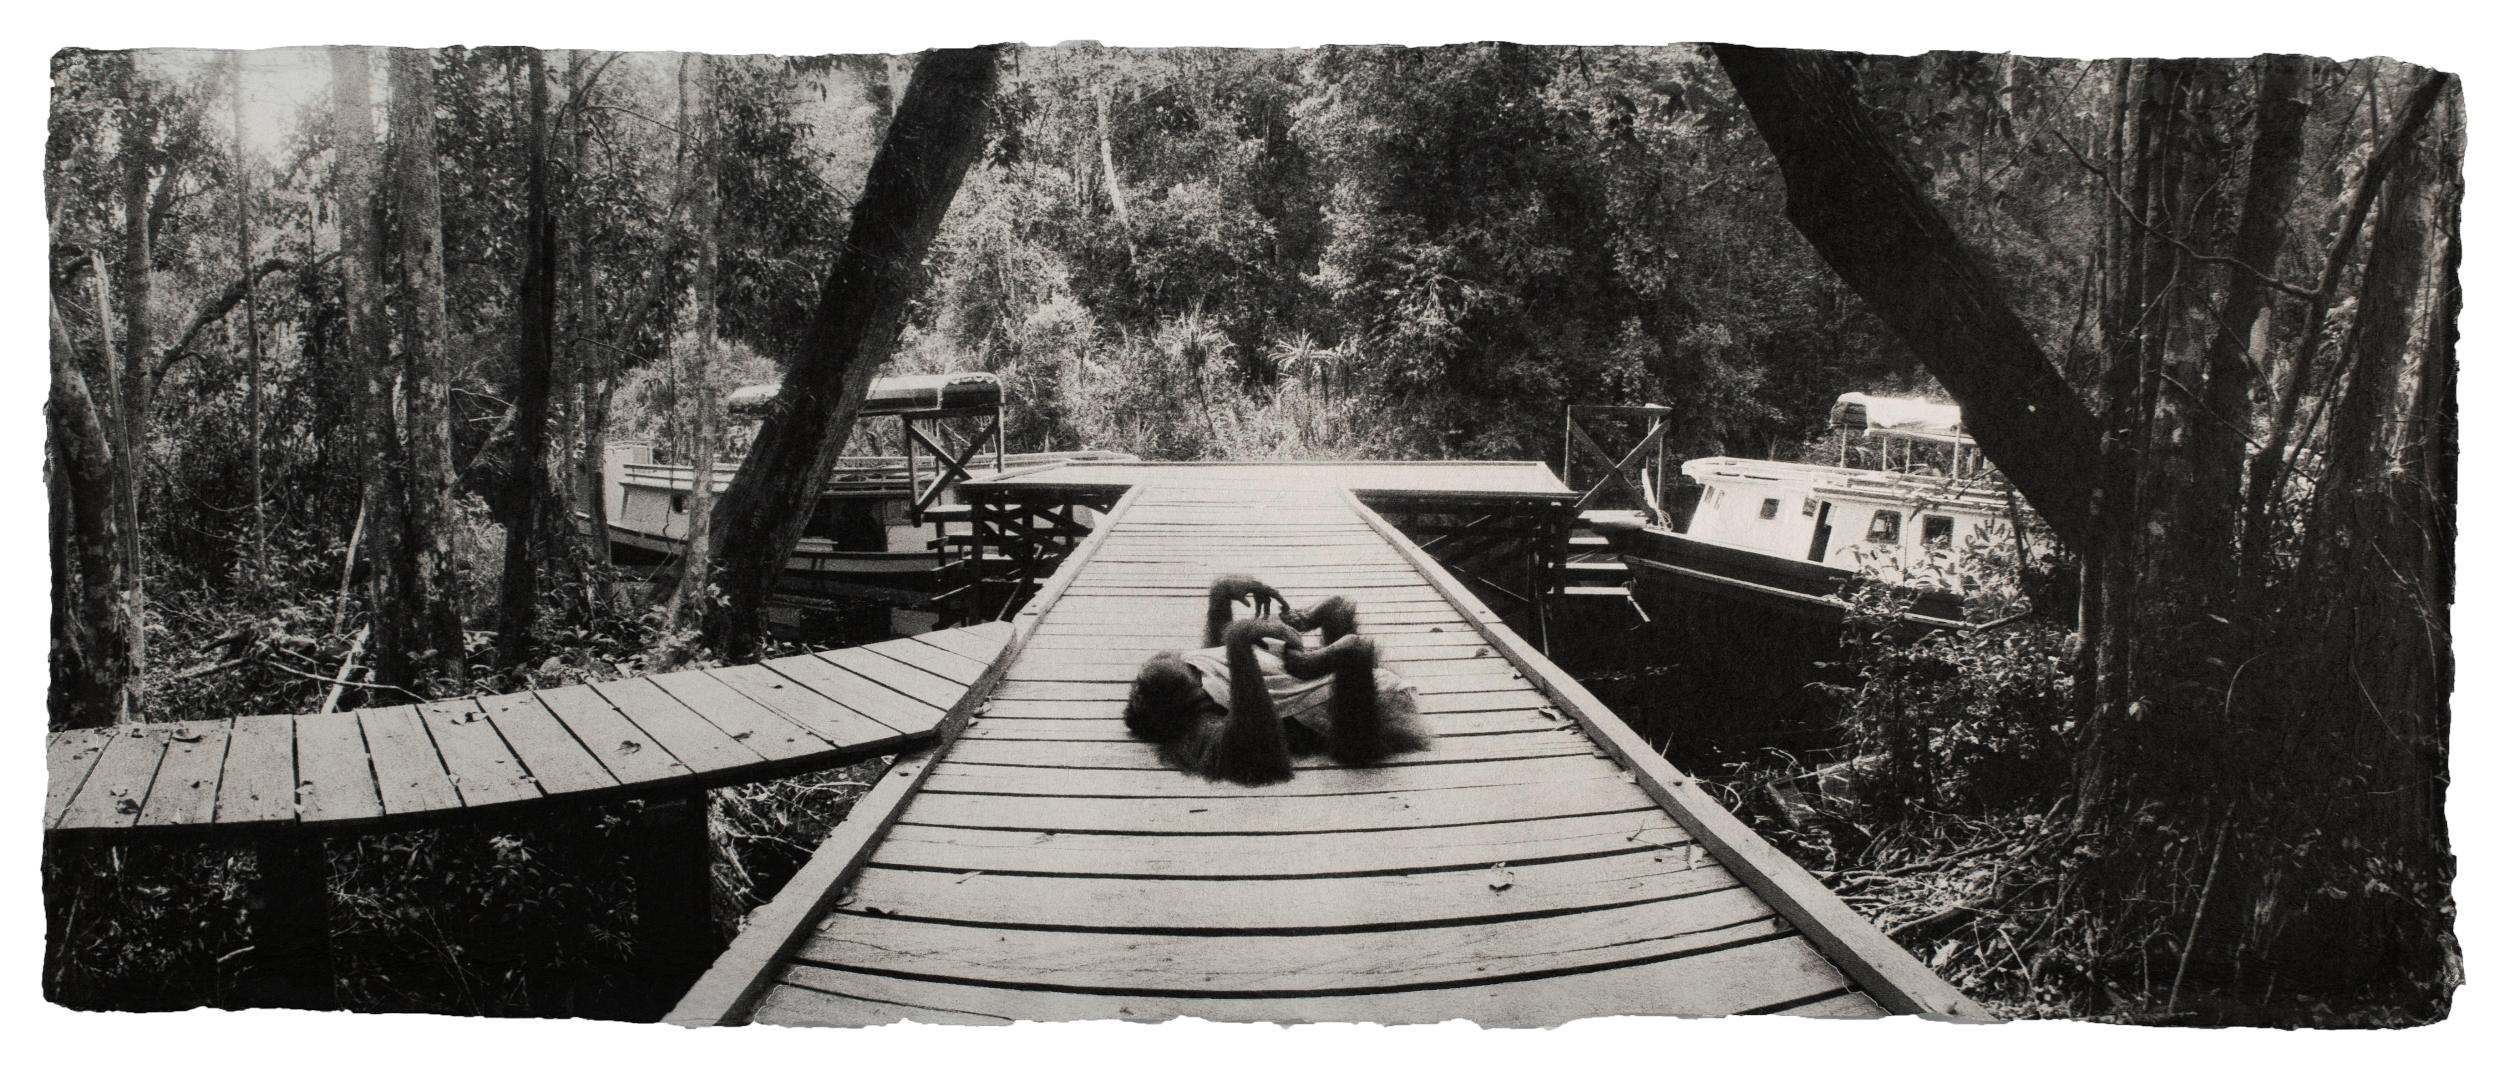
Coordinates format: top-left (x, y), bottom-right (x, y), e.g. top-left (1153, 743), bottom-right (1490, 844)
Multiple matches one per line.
top-left (149, 252), bottom-right (339, 386)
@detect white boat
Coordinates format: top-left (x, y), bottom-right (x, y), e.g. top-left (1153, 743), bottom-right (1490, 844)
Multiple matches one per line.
top-left (1595, 393), bottom-right (2020, 627)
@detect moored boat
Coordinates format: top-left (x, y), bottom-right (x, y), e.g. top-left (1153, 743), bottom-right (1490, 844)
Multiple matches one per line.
top-left (603, 372), bottom-right (1134, 631)
top-left (1595, 393), bottom-right (2021, 629)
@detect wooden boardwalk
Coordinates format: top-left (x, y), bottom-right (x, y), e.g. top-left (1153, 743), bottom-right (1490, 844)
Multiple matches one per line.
top-left (672, 465), bottom-right (1985, 1027)
top-left (44, 624), bottom-right (1013, 835)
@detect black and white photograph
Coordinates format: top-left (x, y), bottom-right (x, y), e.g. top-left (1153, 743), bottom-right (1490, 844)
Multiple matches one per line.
top-left (21, 2), bottom-right (2483, 1055)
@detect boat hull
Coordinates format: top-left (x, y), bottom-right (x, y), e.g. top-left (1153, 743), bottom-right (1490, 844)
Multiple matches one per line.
top-left (1596, 523), bottom-right (1967, 628)
top-left (609, 525), bottom-right (952, 603)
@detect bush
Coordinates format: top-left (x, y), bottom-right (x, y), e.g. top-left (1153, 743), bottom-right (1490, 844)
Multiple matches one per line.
top-left (1818, 591), bottom-right (2080, 817)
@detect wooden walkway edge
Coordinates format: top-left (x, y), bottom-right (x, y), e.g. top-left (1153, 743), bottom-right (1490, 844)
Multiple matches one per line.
top-left (44, 623), bottom-right (1018, 838)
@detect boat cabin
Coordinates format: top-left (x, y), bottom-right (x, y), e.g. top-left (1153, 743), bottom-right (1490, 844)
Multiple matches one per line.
top-left (1678, 394), bottom-right (2015, 589)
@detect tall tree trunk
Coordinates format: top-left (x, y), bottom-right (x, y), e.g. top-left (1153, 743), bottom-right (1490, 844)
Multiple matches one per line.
top-left (388, 47), bottom-right (468, 688)
top-left (668, 54), bottom-right (721, 629)
top-left (111, 89), bottom-right (155, 721)
top-left (561, 50), bottom-right (617, 581)
top-left (702, 45), bottom-right (1002, 659)
top-left (234, 70), bottom-right (267, 592)
top-left (1711, 45), bottom-right (2101, 546)
top-left (49, 294), bottom-right (127, 729)
top-left (2194, 56), bottom-right (2308, 551)
top-left (497, 49), bottom-right (560, 668)
top-left (334, 45), bottom-right (412, 690)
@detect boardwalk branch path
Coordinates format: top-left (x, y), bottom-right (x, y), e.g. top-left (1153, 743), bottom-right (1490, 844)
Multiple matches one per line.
top-left (45, 625), bottom-right (1013, 835)
top-left (672, 463), bottom-right (1988, 1027)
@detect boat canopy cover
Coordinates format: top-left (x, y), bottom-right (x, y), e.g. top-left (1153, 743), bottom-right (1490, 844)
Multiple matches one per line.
top-left (1828, 392), bottom-right (1970, 444)
top-left (726, 373), bottom-right (1004, 417)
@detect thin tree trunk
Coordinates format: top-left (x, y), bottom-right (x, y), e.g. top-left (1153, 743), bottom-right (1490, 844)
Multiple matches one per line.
top-left (112, 90), bottom-right (154, 722)
top-left (234, 71), bottom-right (267, 592)
top-left (497, 49), bottom-right (560, 668)
top-left (562, 50), bottom-right (617, 579)
top-left (668, 54), bottom-right (721, 629)
top-left (388, 47), bottom-right (468, 688)
top-left (334, 45), bottom-right (411, 691)
top-left (49, 294), bottom-right (127, 729)
top-left (703, 45), bottom-right (1003, 659)
top-left (1711, 45), bottom-right (2101, 546)
top-left (1095, 90), bottom-right (1141, 264)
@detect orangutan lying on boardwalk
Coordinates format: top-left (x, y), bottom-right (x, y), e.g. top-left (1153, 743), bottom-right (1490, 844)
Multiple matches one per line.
top-left (1121, 575), bottom-right (1427, 785)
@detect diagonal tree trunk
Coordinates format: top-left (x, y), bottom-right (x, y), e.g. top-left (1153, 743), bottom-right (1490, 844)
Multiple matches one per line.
top-left (1711, 45), bottom-right (2102, 547)
top-left (702, 45), bottom-right (1003, 659)
top-left (388, 47), bottom-right (469, 688)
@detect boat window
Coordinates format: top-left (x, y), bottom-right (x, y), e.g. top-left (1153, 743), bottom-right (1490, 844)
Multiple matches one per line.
top-left (1867, 510), bottom-right (1901, 543)
top-left (670, 494), bottom-right (687, 514)
top-left (1758, 497), bottom-right (1782, 520)
top-left (1923, 516), bottom-right (1955, 546)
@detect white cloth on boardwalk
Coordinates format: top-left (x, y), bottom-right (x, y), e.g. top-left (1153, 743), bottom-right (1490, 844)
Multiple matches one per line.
top-left (1180, 636), bottom-right (1420, 734)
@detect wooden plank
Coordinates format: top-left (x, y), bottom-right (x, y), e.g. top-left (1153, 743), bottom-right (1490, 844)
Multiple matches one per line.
top-left (841, 848), bottom-right (1736, 931)
top-left (533, 685), bottom-right (692, 786)
top-left (799, 890), bottom-right (1781, 994)
top-left (1018, 629), bottom-right (1487, 651)
top-left (817, 646), bottom-right (973, 711)
top-left (963, 709), bottom-right (1556, 740)
top-left (292, 710), bottom-right (384, 823)
top-left (879, 637), bottom-right (992, 685)
top-left (772, 934), bottom-right (1844, 1026)
top-left (906, 626), bottom-right (1011, 664)
top-left (923, 753), bottom-right (1618, 799)
top-left (987, 672), bottom-right (1533, 703)
top-left (45, 728), bottom-right (116, 828)
top-left (56, 727), bottom-right (172, 830)
top-left (946, 731), bottom-right (1590, 770)
top-left (418, 700), bottom-right (542, 809)
top-left (591, 677), bottom-right (764, 776)
top-left (764, 655), bottom-right (945, 736)
top-left (214, 714), bottom-right (298, 826)
top-left (477, 692), bottom-right (619, 797)
top-left (647, 671), bottom-right (822, 764)
top-left (1342, 487), bottom-right (1992, 1020)
top-left (753, 985), bottom-right (1012, 1027)
top-left (876, 810), bottom-right (1689, 878)
top-left (134, 721), bottom-right (231, 827)
top-left (709, 663), bottom-right (903, 750)
top-left (358, 704), bottom-right (464, 814)
top-left (1777, 991), bottom-right (1891, 1017)
top-left (902, 774), bottom-right (1657, 835)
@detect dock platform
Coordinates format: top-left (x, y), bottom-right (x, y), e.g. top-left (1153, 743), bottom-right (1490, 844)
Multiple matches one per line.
top-left (668, 463), bottom-right (1985, 1026)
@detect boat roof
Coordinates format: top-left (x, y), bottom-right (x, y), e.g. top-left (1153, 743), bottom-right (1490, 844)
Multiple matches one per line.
top-left (1828, 392), bottom-right (1973, 446)
top-left (726, 372), bottom-right (1004, 416)
top-left (1683, 455), bottom-right (2012, 511)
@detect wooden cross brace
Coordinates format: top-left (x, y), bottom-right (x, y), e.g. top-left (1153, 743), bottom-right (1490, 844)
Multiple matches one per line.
top-left (1567, 418), bottom-right (1672, 523)
top-left (900, 409), bottom-right (1003, 523)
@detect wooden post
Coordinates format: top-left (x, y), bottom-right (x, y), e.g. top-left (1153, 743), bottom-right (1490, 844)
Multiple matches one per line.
top-left (241, 835), bottom-right (335, 1009)
top-left (629, 789), bottom-right (723, 1016)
